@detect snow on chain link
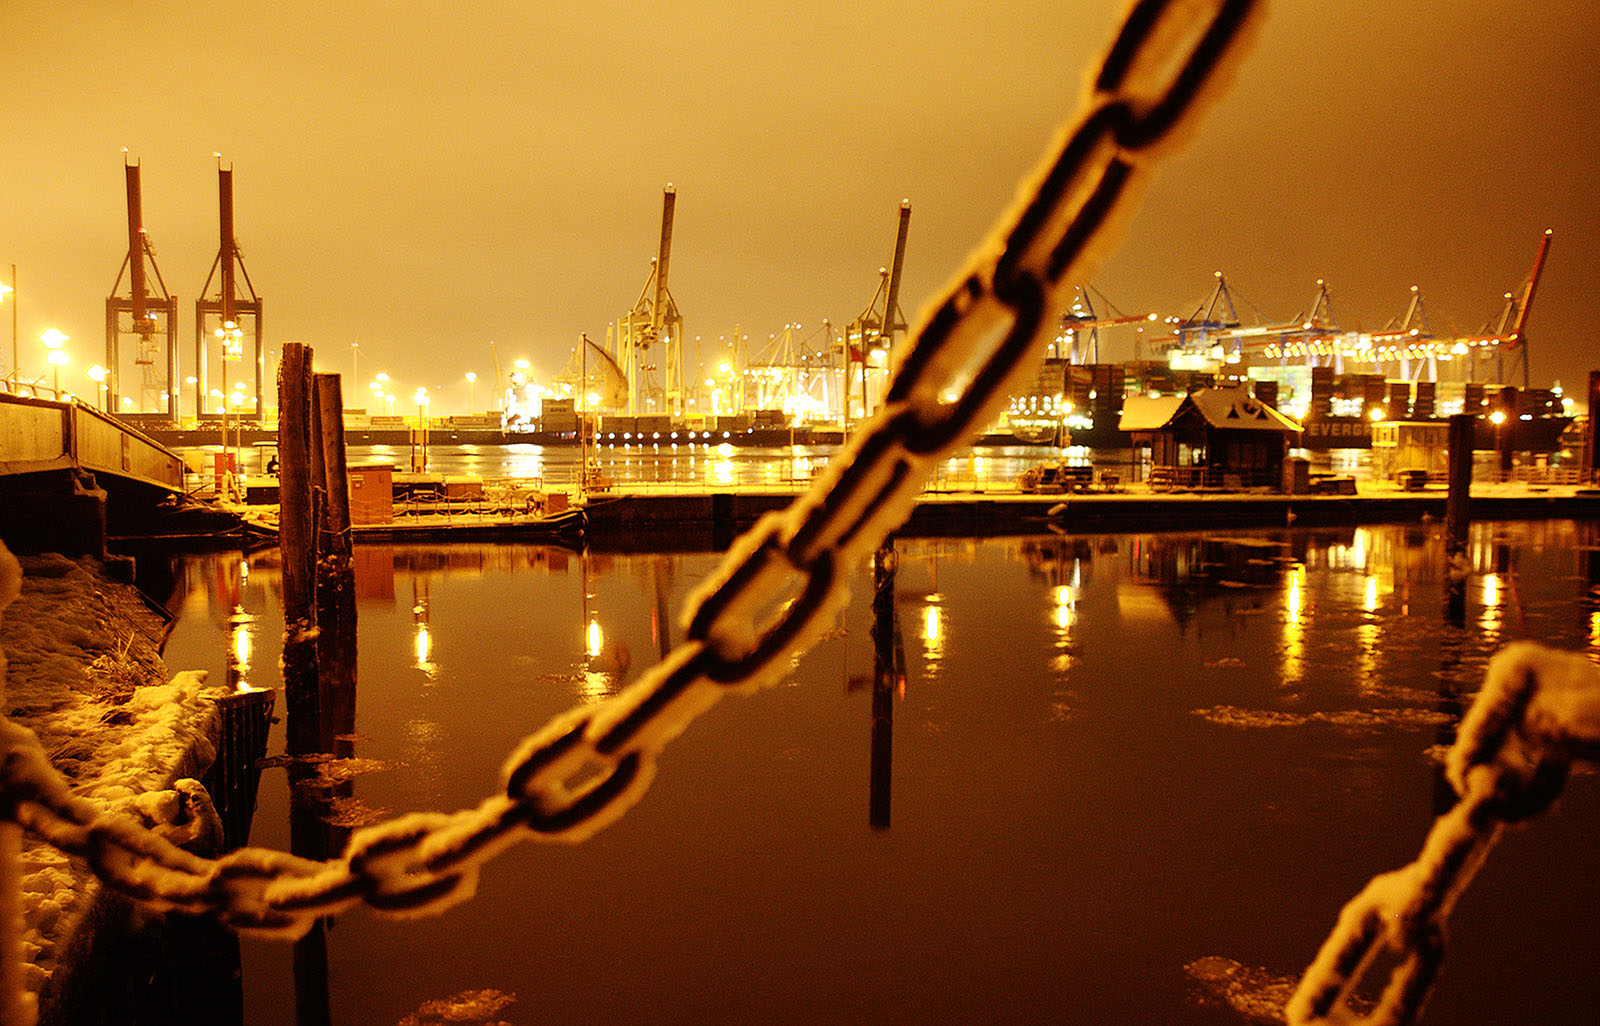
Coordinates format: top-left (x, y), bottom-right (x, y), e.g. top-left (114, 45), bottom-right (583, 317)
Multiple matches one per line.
top-left (1287, 643), bottom-right (1600, 1026)
top-left (2, 0), bottom-right (1266, 941)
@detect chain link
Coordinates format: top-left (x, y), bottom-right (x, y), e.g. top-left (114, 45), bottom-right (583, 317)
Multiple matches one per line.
top-left (0, 0), bottom-right (1265, 942)
top-left (1287, 642), bottom-right (1600, 1026)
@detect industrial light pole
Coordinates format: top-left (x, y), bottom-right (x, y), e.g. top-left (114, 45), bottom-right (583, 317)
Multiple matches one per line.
top-left (3, 266), bottom-right (14, 388)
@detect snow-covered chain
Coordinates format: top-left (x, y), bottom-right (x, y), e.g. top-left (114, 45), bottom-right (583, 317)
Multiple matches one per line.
top-left (1287, 642), bottom-right (1600, 1026)
top-left (0, 0), bottom-right (1262, 995)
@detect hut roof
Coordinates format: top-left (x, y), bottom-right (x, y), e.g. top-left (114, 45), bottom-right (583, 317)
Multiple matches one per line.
top-left (1118, 386), bottom-right (1302, 433)
top-left (1118, 394), bottom-right (1185, 431)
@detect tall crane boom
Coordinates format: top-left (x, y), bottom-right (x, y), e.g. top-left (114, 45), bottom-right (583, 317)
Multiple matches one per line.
top-left (651, 185), bottom-right (675, 343)
top-left (1507, 228), bottom-right (1553, 343)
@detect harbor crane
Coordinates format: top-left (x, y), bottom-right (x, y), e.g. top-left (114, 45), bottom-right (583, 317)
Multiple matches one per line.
top-left (195, 159), bottom-right (265, 423)
top-left (1150, 231), bottom-right (1555, 387)
top-left (1054, 285), bottom-right (1157, 363)
top-left (843, 199), bottom-right (911, 426)
top-left (105, 158), bottom-right (179, 416)
top-left (746, 322), bottom-right (838, 419)
top-left (1488, 228), bottom-right (1552, 388)
top-left (608, 184), bottom-right (685, 416)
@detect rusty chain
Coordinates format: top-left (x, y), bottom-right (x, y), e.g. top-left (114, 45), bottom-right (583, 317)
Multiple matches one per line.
top-left (0, 0), bottom-right (1266, 941)
top-left (1287, 642), bottom-right (1600, 1026)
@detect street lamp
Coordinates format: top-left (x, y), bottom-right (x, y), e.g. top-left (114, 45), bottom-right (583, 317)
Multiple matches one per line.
top-left (41, 329), bottom-right (70, 397)
top-left (215, 320), bottom-right (243, 361)
top-left (1489, 408), bottom-right (1509, 481)
top-left (0, 273), bottom-right (13, 389)
top-left (86, 365), bottom-right (109, 411)
top-left (465, 371), bottom-right (477, 413)
top-left (413, 387), bottom-right (430, 472)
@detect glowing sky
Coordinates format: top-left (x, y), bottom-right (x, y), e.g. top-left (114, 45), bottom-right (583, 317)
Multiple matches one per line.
top-left (3, 1), bottom-right (1596, 412)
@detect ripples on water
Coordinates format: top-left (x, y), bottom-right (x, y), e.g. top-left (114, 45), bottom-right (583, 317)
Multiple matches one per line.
top-left (147, 519), bottom-right (1600, 1025)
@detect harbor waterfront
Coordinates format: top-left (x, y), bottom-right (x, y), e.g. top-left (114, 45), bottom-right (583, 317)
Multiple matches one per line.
top-left (7, 2), bottom-right (1598, 1022)
top-left (137, 520), bottom-right (1600, 1025)
top-left (170, 440), bottom-right (1600, 545)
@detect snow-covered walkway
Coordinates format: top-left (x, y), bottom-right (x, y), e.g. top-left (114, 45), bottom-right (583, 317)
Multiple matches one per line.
top-left (0, 542), bottom-right (224, 1023)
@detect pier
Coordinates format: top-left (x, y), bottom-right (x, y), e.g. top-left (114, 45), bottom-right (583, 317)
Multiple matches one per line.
top-left (0, 393), bottom-right (186, 560)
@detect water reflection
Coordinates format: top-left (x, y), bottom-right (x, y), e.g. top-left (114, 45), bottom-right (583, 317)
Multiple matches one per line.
top-left (869, 542), bottom-right (899, 830)
top-left (137, 521), bottom-right (1600, 1025)
top-left (412, 578), bottom-right (437, 678)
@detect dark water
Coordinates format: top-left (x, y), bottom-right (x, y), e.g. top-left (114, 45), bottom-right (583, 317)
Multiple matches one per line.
top-left (153, 520), bottom-right (1600, 1025)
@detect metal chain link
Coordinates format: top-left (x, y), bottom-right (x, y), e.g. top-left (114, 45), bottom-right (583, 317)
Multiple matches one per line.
top-left (1287, 642), bottom-right (1600, 1026)
top-left (0, 0), bottom-right (1265, 942)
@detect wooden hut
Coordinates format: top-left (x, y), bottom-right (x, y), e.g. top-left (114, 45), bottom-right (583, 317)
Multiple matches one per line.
top-left (1119, 385), bottom-right (1302, 490)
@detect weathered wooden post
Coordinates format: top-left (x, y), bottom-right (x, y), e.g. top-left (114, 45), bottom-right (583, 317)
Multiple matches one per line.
top-left (1587, 371), bottom-right (1600, 485)
top-left (277, 343), bottom-right (319, 755)
top-left (1445, 412), bottom-right (1475, 625)
top-left (314, 373), bottom-right (357, 756)
top-left (282, 372), bottom-right (360, 1026)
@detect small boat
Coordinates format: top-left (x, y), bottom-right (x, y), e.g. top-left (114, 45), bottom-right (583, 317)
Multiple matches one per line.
top-left (238, 506), bottom-right (587, 546)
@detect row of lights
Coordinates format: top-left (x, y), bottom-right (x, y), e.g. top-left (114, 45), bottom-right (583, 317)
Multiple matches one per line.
top-left (1263, 337), bottom-right (1501, 362)
top-left (595, 429), bottom-right (744, 443)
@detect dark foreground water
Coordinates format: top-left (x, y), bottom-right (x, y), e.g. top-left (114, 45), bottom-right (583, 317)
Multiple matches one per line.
top-left (151, 520), bottom-right (1600, 1025)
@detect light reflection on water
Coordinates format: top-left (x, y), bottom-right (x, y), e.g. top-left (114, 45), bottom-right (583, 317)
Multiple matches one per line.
top-left (150, 520), bottom-right (1600, 1026)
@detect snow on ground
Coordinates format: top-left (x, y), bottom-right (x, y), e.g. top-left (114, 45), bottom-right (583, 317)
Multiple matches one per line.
top-left (0, 541), bottom-right (222, 1011)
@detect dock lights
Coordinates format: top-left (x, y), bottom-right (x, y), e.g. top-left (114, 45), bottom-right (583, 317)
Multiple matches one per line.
top-left (86, 365), bottom-right (109, 410)
top-left (41, 330), bottom-right (69, 396)
top-left (215, 320), bottom-right (243, 362)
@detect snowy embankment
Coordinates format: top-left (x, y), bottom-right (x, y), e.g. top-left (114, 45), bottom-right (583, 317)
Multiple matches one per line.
top-left (0, 542), bottom-right (225, 1021)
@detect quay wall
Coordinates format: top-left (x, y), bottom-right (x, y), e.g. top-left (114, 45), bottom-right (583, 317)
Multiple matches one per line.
top-left (583, 490), bottom-right (1600, 548)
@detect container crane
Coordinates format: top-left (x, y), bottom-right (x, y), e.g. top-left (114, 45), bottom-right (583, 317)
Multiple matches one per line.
top-left (843, 199), bottom-right (912, 426)
top-left (608, 184), bottom-right (685, 416)
top-left (1054, 285), bottom-right (1157, 363)
top-left (1490, 228), bottom-right (1552, 388)
top-left (195, 159), bottom-right (264, 422)
top-left (105, 158), bottom-right (180, 417)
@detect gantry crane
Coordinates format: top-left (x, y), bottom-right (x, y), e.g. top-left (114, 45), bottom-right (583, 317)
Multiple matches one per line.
top-left (1156, 232), bottom-right (1555, 388)
top-left (843, 199), bottom-right (911, 425)
top-left (195, 159), bottom-right (264, 422)
top-left (105, 159), bottom-right (180, 417)
top-left (608, 184), bottom-right (685, 416)
top-left (746, 321), bottom-right (838, 418)
top-left (1054, 285), bottom-right (1157, 363)
top-left (1489, 228), bottom-right (1552, 388)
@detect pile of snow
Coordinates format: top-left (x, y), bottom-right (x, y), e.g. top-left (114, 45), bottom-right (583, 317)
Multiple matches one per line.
top-left (0, 542), bottom-right (224, 1012)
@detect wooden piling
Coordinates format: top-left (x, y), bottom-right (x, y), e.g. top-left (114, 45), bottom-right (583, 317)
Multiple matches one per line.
top-left (277, 343), bottom-right (320, 757)
top-left (313, 373), bottom-right (357, 757)
top-left (1445, 413), bottom-right (1474, 625)
top-left (315, 375), bottom-right (353, 561)
top-left (1445, 413), bottom-right (1474, 557)
top-left (278, 344), bottom-right (316, 626)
